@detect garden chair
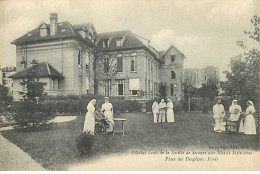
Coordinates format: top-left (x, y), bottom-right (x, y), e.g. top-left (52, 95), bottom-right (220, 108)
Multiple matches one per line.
top-left (226, 114), bottom-right (244, 134)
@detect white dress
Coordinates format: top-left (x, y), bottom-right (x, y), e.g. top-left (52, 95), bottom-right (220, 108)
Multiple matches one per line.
top-left (166, 102), bottom-right (174, 122)
top-left (83, 105), bottom-right (95, 133)
top-left (229, 105), bottom-right (242, 121)
top-left (102, 102), bottom-right (114, 132)
top-left (243, 106), bottom-right (256, 135)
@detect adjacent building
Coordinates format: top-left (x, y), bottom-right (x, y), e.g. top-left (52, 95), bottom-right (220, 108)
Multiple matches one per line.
top-left (184, 66), bottom-right (220, 88)
top-left (1, 66), bottom-right (16, 95)
top-left (159, 45), bottom-right (185, 100)
top-left (10, 13), bottom-right (185, 101)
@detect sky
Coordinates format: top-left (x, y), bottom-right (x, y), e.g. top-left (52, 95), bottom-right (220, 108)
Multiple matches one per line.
top-left (0, 0), bottom-right (259, 80)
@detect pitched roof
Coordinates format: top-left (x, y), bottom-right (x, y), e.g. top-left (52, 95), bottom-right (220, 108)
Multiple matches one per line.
top-left (94, 30), bottom-right (161, 62)
top-left (11, 21), bottom-right (94, 46)
top-left (10, 62), bottom-right (64, 79)
top-left (158, 45), bottom-right (186, 61)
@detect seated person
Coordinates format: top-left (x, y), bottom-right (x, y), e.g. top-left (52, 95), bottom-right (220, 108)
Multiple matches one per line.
top-left (228, 100), bottom-right (242, 121)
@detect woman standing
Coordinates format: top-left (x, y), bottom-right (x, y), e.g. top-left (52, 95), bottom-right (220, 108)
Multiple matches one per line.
top-left (101, 97), bottom-right (114, 132)
top-left (158, 99), bottom-right (166, 123)
top-left (83, 99), bottom-right (96, 134)
top-left (243, 101), bottom-right (257, 135)
top-left (166, 99), bottom-right (174, 123)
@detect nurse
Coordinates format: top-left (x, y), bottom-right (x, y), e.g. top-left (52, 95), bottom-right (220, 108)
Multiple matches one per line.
top-left (101, 97), bottom-right (114, 132)
top-left (83, 99), bottom-right (96, 134)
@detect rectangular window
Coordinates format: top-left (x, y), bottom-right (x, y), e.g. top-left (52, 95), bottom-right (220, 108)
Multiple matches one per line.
top-left (115, 79), bottom-right (125, 95)
top-left (78, 50), bottom-right (81, 65)
top-left (2, 79), bottom-right (6, 85)
top-left (171, 55), bottom-right (176, 62)
top-left (3, 73), bottom-right (6, 78)
top-left (116, 38), bottom-right (123, 47)
top-left (103, 39), bottom-right (109, 48)
top-left (103, 58), bottom-right (109, 73)
top-left (52, 78), bottom-right (55, 89)
top-left (171, 71), bottom-right (176, 79)
top-left (171, 84), bottom-right (174, 96)
top-left (58, 80), bottom-right (62, 90)
top-left (117, 57), bottom-right (123, 72)
top-left (130, 90), bottom-right (138, 95)
top-left (131, 57), bottom-right (136, 72)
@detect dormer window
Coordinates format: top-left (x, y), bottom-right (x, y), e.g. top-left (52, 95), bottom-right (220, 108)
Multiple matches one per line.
top-left (103, 39), bottom-right (109, 48)
top-left (40, 23), bottom-right (47, 37)
top-left (116, 38), bottom-right (123, 47)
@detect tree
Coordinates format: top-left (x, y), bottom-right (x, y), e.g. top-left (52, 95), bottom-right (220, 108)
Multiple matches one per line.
top-left (19, 60), bottom-right (46, 102)
top-left (197, 79), bottom-right (218, 99)
top-left (222, 49), bottom-right (259, 104)
top-left (158, 82), bottom-right (167, 99)
top-left (0, 85), bottom-right (13, 113)
top-left (12, 60), bottom-right (55, 130)
top-left (95, 51), bottom-right (118, 96)
top-left (222, 15), bottom-right (260, 108)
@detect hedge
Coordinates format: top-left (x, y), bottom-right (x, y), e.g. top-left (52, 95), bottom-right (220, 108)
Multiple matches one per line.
top-left (41, 96), bottom-right (142, 115)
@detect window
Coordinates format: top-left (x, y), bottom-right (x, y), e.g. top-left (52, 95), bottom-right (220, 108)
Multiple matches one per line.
top-left (78, 50), bottom-right (81, 65)
top-left (171, 71), bottom-right (176, 79)
top-left (115, 80), bottom-right (125, 95)
top-left (86, 64), bottom-right (89, 70)
top-left (129, 78), bottom-right (140, 95)
top-left (131, 57), bottom-right (136, 72)
top-left (3, 73), bottom-right (5, 78)
top-left (58, 80), bottom-right (62, 90)
top-left (103, 58), bottom-right (109, 73)
top-left (117, 57), bottom-right (123, 72)
top-left (51, 78), bottom-right (55, 89)
top-left (171, 55), bottom-right (176, 62)
top-left (103, 39), bottom-right (109, 48)
top-left (130, 90), bottom-right (138, 95)
top-left (116, 38), bottom-right (123, 47)
top-left (171, 84), bottom-right (174, 96)
top-left (2, 79), bottom-right (6, 85)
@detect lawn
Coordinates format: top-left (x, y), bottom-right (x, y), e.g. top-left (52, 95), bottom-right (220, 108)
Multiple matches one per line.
top-left (1, 111), bottom-right (259, 170)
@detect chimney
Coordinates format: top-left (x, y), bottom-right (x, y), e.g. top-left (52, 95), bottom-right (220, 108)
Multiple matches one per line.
top-left (50, 13), bottom-right (58, 36)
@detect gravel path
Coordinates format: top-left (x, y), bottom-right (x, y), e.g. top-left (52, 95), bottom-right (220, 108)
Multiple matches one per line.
top-left (0, 134), bottom-right (46, 171)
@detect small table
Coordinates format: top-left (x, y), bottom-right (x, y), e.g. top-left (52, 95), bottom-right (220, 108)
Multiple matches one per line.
top-left (113, 118), bottom-right (126, 135)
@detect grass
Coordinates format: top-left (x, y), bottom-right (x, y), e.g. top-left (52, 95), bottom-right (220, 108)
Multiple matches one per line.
top-left (1, 111), bottom-right (259, 170)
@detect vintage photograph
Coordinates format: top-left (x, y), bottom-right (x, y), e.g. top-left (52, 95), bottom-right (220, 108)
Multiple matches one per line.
top-left (0, 0), bottom-right (259, 171)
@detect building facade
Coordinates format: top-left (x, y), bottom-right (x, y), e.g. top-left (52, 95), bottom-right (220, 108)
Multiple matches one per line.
top-left (11, 13), bottom-right (96, 100)
top-left (94, 30), bottom-right (161, 99)
top-left (11, 13), bottom-right (185, 101)
top-left (1, 66), bottom-right (16, 95)
top-left (184, 66), bottom-right (220, 88)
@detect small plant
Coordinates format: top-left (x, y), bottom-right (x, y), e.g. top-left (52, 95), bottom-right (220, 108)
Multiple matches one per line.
top-left (75, 131), bottom-right (95, 156)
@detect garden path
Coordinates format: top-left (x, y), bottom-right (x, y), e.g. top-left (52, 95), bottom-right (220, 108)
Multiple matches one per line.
top-left (0, 134), bottom-right (46, 171)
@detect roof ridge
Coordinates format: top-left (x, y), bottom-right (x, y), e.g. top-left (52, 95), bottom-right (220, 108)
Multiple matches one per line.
top-left (46, 62), bottom-right (51, 75)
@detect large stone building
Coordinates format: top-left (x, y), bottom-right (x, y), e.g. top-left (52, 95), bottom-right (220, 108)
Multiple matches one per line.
top-left (159, 45), bottom-right (185, 100)
top-left (184, 66), bottom-right (219, 88)
top-left (10, 13), bottom-right (185, 101)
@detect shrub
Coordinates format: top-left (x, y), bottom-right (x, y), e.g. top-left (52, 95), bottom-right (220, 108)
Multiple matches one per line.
top-left (146, 100), bottom-right (154, 112)
top-left (12, 101), bottom-right (55, 130)
top-left (173, 101), bottom-right (183, 113)
top-left (75, 131), bottom-right (95, 156)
